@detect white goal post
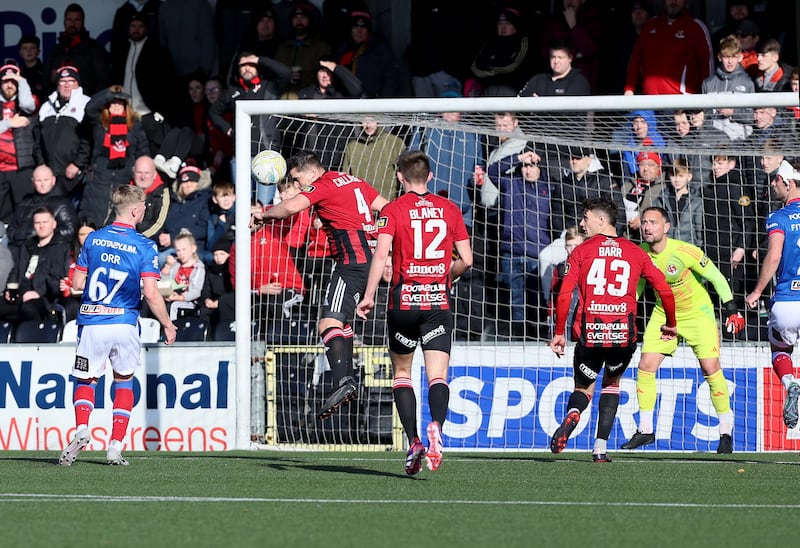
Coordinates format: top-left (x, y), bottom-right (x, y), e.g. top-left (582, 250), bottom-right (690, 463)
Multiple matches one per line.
top-left (232, 92), bottom-right (799, 451)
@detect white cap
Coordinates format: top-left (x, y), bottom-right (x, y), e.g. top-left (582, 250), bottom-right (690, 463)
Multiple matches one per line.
top-left (776, 160), bottom-right (800, 183)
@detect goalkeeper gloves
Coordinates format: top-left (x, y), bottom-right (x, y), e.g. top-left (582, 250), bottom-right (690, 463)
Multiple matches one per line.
top-left (723, 300), bottom-right (745, 335)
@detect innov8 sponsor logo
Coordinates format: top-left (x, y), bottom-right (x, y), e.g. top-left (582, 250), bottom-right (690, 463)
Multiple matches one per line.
top-left (586, 300), bottom-right (627, 314)
top-left (407, 262), bottom-right (446, 276)
top-left (0, 360), bottom-right (230, 410)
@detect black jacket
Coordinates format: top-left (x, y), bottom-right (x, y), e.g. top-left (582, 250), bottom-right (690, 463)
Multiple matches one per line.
top-left (43, 30), bottom-right (110, 96)
top-left (7, 192), bottom-right (78, 251)
top-left (8, 233), bottom-right (71, 310)
top-left (208, 56), bottom-right (290, 155)
top-left (110, 37), bottom-right (180, 123)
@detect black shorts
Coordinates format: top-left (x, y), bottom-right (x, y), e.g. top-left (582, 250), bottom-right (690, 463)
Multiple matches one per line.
top-left (387, 308), bottom-right (453, 355)
top-left (320, 263), bottom-right (369, 324)
top-left (572, 345), bottom-right (635, 387)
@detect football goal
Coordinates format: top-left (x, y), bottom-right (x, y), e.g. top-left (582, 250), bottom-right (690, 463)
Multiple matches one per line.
top-left (231, 91), bottom-right (799, 453)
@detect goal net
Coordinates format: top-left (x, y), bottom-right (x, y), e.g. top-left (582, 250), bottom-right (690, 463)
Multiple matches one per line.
top-left (232, 92), bottom-right (800, 453)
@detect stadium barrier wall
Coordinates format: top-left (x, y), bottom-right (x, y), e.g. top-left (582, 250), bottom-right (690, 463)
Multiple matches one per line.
top-left (0, 345), bottom-right (237, 451)
top-left (3, 343), bottom-right (797, 452)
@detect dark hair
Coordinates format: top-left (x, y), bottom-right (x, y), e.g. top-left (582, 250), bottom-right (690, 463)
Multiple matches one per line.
top-left (670, 157), bottom-right (692, 176)
top-left (756, 38), bottom-right (781, 55)
top-left (73, 216), bottom-right (97, 257)
top-left (287, 150), bottom-right (323, 173)
top-left (549, 38), bottom-right (575, 57)
top-left (397, 150), bottom-right (430, 183)
top-left (642, 206), bottom-right (670, 222)
top-left (17, 34), bottom-right (40, 48)
top-left (582, 197), bottom-right (618, 227)
top-left (33, 206), bottom-right (55, 218)
top-left (65, 3), bottom-right (85, 18)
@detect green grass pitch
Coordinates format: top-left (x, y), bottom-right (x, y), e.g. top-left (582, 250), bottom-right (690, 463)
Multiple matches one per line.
top-left (1, 450), bottom-right (798, 547)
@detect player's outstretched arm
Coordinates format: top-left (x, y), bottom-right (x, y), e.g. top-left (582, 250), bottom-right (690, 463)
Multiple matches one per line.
top-left (259, 194), bottom-right (311, 222)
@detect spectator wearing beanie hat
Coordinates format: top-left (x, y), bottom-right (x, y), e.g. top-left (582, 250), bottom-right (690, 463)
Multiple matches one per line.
top-left (37, 65), bottom-right (91, 195)
top-left (0, 62), bottom-right (38, 225)
top-left (274, 1), bottom-right (331, 93)
top-left (243, 8), bottom-right (281, 59)
top-left (620, 151), bottom-right (667, 236)
top-left (333, 8), bottom-right (400, 97)
top-left (466, 6), bottom-right (535, 96)
top-left (160, 164), bottom-right (213, 266)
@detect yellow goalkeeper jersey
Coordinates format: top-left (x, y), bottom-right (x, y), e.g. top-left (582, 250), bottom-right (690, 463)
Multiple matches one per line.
top-left (638, 238), bottom-right (733, 318)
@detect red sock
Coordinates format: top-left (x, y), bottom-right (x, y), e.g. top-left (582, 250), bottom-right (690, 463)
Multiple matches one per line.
top-left (73, 381), bottom-right (96, 427)
top-left (111, 380), bottom-right (134, 443)
top-left (773, 352), bottom-right (794, 379)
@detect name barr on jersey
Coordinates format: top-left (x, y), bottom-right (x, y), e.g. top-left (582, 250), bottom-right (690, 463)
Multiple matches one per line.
top-left (598, 245), bottom-right (622, 257)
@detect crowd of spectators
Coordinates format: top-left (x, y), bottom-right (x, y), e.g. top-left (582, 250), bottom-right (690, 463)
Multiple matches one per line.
top-left (0, 0), bottom-right (797, 344)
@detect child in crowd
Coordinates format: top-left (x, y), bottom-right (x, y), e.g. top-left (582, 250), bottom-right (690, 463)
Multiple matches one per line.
top-left (199, 236), bottom-right (234, 330)
top-left (655, 158), bottom-right (704, 247)
top-left (206, 180), bottom-right (236, 261)
top-left (702, 35), bottom-right (754, 141)
top-left (547, 226), bottom-right (584, 338)
top-left (161, 229), bottom-right (206, 320)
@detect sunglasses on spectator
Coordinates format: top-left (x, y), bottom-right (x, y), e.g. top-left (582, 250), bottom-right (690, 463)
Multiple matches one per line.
top-left (239, 62), bottom-right (258, 68)
top-left (205, 87), bottom-right (221, 92)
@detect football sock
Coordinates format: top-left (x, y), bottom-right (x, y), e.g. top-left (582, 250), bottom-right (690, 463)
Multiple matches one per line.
top-left (111, 380), bottom-right (134, 444)
top-left (772, 352), bottom-right (795, 387)
top-left (593, 438), bottom-right (607, 454)
top-left (566, 390), bottom-right (591, 414)
top-left (705, 370), bottom-right (733, 435)
top-left (73, 379), bottom-right (96, 429)
top-left (596, 385), bottom-right (620, 441)
top-left (392, 377), bottom-right (417, 444)
top-left (428, 378), bottom-right (450, 426)
top-left (321, 326), bottom-right (352, 384)
top-left (636, 369), bottom-right (657, 433)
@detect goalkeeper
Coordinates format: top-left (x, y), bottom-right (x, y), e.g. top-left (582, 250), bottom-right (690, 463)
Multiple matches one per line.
top-left (622, 207), bottom-right (745, 454)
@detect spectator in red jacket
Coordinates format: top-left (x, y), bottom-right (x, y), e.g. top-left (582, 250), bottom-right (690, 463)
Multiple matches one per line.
top-left (624, 0), bottom-right (713, 95)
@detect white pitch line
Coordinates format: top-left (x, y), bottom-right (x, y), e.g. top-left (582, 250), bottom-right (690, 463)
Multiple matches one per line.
top-left (0, 493), bottom-right (798, 509)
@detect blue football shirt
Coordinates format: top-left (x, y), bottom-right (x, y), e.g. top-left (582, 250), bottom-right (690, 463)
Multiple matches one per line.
top-left (76, 222), bottom-right (160, 326)
top-left (766, 198), bottom-right (800, 302)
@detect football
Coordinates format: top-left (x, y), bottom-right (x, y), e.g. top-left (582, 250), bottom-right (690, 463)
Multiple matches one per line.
top-left (251, 150), bottom-right (287, 185)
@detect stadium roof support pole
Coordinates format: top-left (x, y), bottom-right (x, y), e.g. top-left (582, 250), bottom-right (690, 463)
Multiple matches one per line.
top-left (234, 105), bottom-right (253, 450)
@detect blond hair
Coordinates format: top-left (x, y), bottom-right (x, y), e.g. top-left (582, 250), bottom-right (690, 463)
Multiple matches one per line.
top-left (111, 184), bottom-right (145, 214)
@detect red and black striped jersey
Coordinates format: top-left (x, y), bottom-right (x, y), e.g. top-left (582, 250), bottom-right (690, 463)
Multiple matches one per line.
top-left (555, 233), bottom-right (676, 348)
top-left (378, 191), bottom-right (469, 311)
top-left (299, 170), bottom-right (381, 265)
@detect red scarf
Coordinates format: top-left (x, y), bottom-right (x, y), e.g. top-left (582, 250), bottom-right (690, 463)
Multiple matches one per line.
top-left (104, 115), bottom-right (128, 165)
top-left (239, 75), bottom-right (261, 91)
top-left (2, 98), bottom-right (16, 120)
